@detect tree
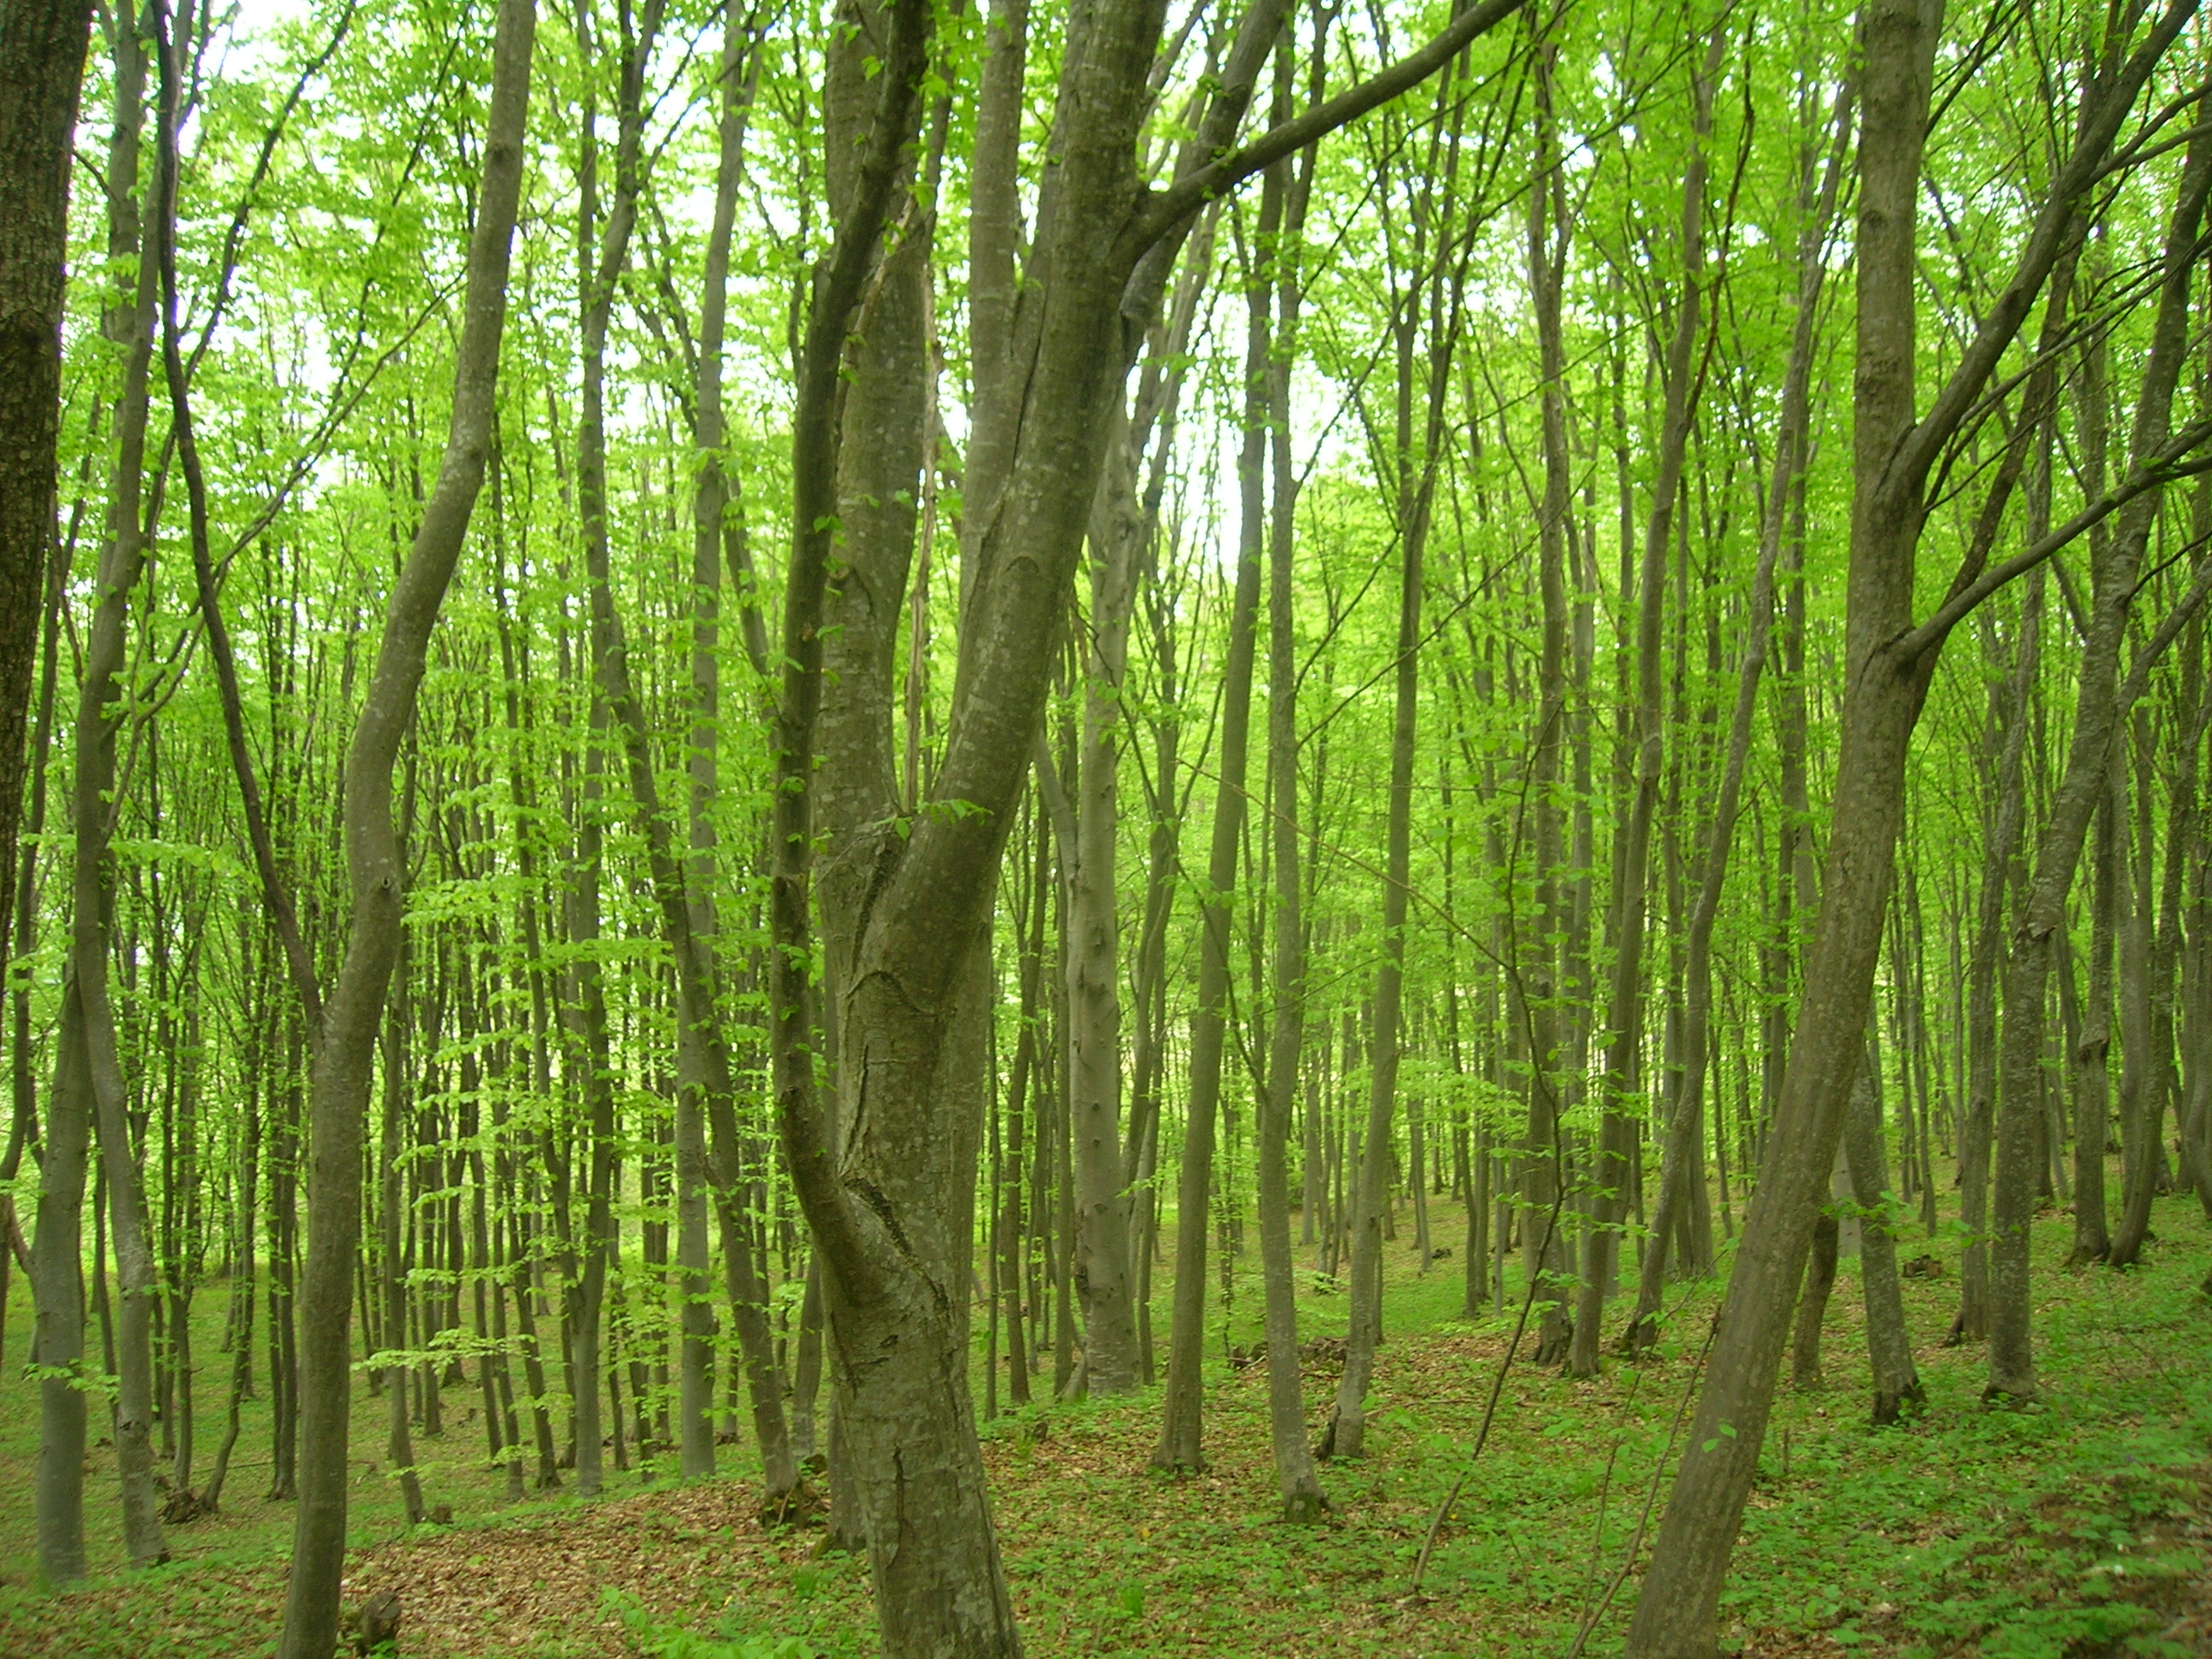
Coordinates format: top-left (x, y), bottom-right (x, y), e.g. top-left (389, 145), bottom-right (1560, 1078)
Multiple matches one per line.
top-left (276, 2), bottom-right (535, 1648)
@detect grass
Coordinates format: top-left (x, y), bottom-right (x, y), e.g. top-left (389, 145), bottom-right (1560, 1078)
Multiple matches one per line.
top-left (3, 1178), bottom-right (2209, 1657)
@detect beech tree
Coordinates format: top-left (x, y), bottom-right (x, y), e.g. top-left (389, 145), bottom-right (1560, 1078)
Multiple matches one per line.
top-left (9, 0), bottom-right (2212, 1655)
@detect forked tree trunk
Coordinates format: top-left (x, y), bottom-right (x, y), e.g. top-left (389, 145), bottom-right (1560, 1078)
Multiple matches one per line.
top-left (276, 4), bottom-right (533, 1650)
top-left (767, 0), bottom-right (1532, 1644)
top-left (1623, 2), bottom-right (2193, 1648)
top-left (1989, 111), bottom-right (2212, 1400)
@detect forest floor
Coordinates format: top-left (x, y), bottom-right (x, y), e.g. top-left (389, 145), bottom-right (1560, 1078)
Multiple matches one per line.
top-left (3, 1186), bottom-right (2212, 1658)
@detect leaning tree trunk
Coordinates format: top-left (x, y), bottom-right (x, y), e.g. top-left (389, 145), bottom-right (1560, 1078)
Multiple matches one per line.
top-left (276, 4), bottom-right (533, 1651)
top-left (1988, 108), bottom-right (2212, 1401)
top-left (1623, 0), bottom-right (2193, 1648)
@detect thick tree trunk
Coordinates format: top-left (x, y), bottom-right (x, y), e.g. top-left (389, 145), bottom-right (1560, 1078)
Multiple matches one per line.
top-left (276, 4), bottom-right (532, 1650)
top-left (766, 0), bottom-right (1530, 1643)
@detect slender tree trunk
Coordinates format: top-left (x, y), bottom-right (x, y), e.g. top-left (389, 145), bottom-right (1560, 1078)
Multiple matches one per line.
top-left (2072, 736), bottom-right (2119, 1262)
top-left (1844, 1043), bottom-right (1922, 1423)
top-left (69, 4), bottom-right (166, 1567)
top-left (1572, 28), bottom-right (1721, 1376)
top-left (1154, 409), bottom-right (1261, 1470)
top-left (31, 983), bottom-right (90, 1581)
top-left (1324, 304), bottom-right (1435, 1459)
top-left (276, 4), bottom-right (532, 1649)
top-left (1257, 96), bottom-right (1325, 1517)
top-left (1626, 79), bottom-right (1848, 1356)
top-left (378, 965), bottom-right (426, 1525)
top-left (1789, 1199), bottom-right (1838, 1392)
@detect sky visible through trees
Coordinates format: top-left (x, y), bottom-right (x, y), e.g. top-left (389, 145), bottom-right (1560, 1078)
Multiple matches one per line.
top-left (4, 0), bottom-right (2212, 1655)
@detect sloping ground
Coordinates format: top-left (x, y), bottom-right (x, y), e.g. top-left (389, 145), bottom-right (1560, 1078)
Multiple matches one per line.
top-left (4, 1201), bottom-right (2210, 1657)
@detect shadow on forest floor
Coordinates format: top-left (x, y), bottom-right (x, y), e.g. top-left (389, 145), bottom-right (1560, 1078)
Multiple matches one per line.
top-left (4, 1190), bottom-right (2212, 1657)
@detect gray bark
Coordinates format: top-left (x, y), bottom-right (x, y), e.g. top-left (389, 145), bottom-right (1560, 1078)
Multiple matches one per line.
top-left (1623, 63), bottom-right (1847, 1359)
top-left (1844, 1049), bottom-right (1921, 1424)
top-left (31, 981), bottom-right (90, 1581)
top-left (1623, 2), bottom-right (2194, 1648)
top-left (1258, 85), bottom-right (1325, 1516)
top-left (73, 3), bottom-right (165, 1569)
top-left (1989, 108), bottom-right (2212, 1400)
top-left (1571, 28), bottom-right (1721, 1377)
top-left (276, 3), bottom-right (533, 1650)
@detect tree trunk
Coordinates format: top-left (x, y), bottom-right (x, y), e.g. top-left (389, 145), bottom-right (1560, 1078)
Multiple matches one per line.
top-left (276, 3), bottom-right (532, 1648)
top-left (1571, 27), bottom-right (1721, 1377)
top-left (2072, 740), bottom-right (2120, 1263)
top-left (378, 969), bottom-right (427, 1525)
top-left (1258, 86), bottom-right (1325, 1516)
top-left (1623, 61), bottom-right (1847, 1359)
top-left (1844, 1046), bottom-right (1922, 1424)
top-left (72, 3), bottom-right (166, 1568)
top-left (1789, 1202), bottom-right (1838, 1392)
top-left (0, 0), bottom-right (94, 973)
top-left (1989, 110), bottom-right (2212, 1400)
top-left (31, 981), bottom-right (90, 1581)
top-left (1623, 3), bottom-right (2192, 1647)
top-left (1155, 415), bottom-right (1261, 1470)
